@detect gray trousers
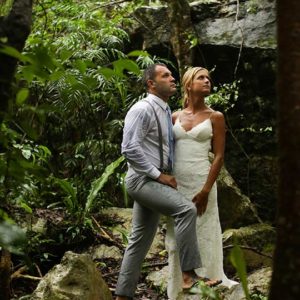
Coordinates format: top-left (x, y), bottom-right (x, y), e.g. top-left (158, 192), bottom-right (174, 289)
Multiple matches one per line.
top-left (115, 178), bottom-right (202, 298)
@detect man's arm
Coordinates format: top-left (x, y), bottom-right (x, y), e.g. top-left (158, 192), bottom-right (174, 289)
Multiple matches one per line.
top-left (122, 104), bottom-right (177, 189)
top-left (121, 106), bottom-right (161, 179)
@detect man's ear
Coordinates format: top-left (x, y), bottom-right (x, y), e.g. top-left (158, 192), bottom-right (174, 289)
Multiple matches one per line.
top-left (148, 80), bottom-right (156, 88)
top-left (148, 79), bottom-right (156, 87)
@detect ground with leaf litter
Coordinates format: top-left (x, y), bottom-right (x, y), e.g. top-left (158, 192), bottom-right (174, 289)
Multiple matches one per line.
top-left (9, 208), bottom-right (168, 299)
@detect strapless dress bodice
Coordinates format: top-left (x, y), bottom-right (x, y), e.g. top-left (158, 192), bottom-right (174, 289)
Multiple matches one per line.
top-left (173, 118), bottom-right (213, 175)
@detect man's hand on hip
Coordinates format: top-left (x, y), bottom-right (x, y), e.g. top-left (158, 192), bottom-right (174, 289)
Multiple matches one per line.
top-left (157, 173), bottom-right (177, 189)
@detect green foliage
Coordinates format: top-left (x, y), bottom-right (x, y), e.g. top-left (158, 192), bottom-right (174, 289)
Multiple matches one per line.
top-left (2, 0), bottom-right (155, 214)
top-left (0, 0), bottom-right (174, 281)
top-left (189, 280), bottom-right (222, 299)
top-left (250, 291), bottom-right (268, 300)
top-left (53, 177), bottom-right (79, 214)
top-left (0, 221), bottom-right (27, 254)
top-left (206, 80), bottom-right (240, 112)
top-left (0, 122), bottom-right (52, 211)
top-left (187, 33), bottom-right (200, 49)
top-left (230, 241), bottom-right (250, 300)
top-left (85, 156), bottom-right (125, 215)
top-left (0, 0), bottom-right (152, 262)
top-left (206, 79), bottom-right (276, 222)
top-left (246, 0), bottom-right (260, 14)
top-left (0, 0), bottom-right (13, 16)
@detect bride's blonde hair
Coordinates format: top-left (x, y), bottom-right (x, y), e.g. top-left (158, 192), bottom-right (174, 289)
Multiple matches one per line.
top-left (181, 67), bottom-right (211, 108)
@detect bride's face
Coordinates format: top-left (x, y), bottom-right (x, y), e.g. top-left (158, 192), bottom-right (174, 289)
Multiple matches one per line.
top-left (189, 69), bottom-right (211, 96)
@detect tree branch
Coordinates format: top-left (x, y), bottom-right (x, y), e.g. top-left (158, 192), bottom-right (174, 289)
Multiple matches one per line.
top-left (223, 244), bottom-right (273, 259)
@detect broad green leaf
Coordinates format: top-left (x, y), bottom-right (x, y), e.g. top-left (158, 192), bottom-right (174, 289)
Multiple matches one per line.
top-left (38, 145), bottom-right (52, 158)
top-left (63, 196), bottom-right (76, 212)
top-left (49, 70), bottom-right (65, 81)
top-left (99, 67), bottom-right (116, 79)
top-left (60, 49), bottom-right (73, 62)
top-left (0, 209), bottom-right (12, 222)
top-left (127, 50), bottom-right (149, 57)
top-left (74, 59), bottom-right (87, 73)
top-left (19, 120), bottom-right (38, 140)
top-left (85, 156), bottom-right (125, 215)
top-left (54, 178), bottom-right (77, 203)
top-left (0, 46), bottom-right (32, 63)
top-left (16, 197), bottom-right (33, 214)
top-left (16, 88), bottom-right (29, 106)
top-left (113, 59), bottom-right (140, 75)
top-left (230, 242), bottom-right (250, 299)
top-left (20, 65), bottom-right (35, 83)
top-left (65, 74), bottom-right (77, 85)
top-left (21, 149), bottom-right (32, 160)
top-left (34, 47), bottom-right (58, 71)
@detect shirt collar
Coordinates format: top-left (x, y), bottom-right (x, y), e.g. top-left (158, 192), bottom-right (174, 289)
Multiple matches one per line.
top-left (146, 93), bottom-right (168, 110)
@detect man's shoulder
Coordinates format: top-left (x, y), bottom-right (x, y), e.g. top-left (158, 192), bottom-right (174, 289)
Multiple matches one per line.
top-left (128, 97), bottom-right (152, 113)
top-left (125, 98), bottom-right (153, 122)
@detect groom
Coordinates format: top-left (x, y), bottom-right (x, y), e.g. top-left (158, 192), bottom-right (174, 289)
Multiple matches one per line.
top-left (115, 63), bottom-right (219, 300)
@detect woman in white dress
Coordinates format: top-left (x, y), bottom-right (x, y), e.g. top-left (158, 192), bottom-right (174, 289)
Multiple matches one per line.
top-left (165, 67), bottom-right (238, 299)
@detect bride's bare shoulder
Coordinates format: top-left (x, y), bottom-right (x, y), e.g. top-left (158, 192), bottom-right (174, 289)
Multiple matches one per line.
top-left (172, 110), bottom-right (181, 124)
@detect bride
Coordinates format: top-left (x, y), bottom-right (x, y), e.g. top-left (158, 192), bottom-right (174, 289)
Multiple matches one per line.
top-left (165, 67), bottom-right (238, 299)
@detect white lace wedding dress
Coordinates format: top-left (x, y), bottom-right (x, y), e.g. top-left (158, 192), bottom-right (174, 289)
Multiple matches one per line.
top-left (165, 117), bottom-right (238, 300)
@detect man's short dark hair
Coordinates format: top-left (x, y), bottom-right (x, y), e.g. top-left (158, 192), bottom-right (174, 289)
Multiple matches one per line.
top-left (142, 63), bottom-right (167, 90)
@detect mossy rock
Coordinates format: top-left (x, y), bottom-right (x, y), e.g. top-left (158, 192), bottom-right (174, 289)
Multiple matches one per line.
top-left (223, 223), bottom-right (275, 271)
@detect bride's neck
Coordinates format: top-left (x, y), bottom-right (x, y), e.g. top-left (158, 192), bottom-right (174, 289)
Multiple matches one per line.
top-left (186, 97), bottom-right (207, 114)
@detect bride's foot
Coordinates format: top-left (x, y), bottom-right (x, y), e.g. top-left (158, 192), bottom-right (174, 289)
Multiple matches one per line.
top-left (183, 277), bottom-right (222, 289)
top-left (182, 271), bottom-right (222, 289)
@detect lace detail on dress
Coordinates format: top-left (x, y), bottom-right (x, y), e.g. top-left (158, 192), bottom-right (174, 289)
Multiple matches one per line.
top-left (165, 118), bottom-right (238, 300)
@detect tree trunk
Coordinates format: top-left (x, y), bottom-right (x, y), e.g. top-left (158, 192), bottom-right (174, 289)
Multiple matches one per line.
top-left (161, 0), bottom-right (194, 78)
top-left (0, 0), bottom-right (33, 122)
top-left (269, 0), bottom-right (300, 299)
top-left (0, 1), bottom-right (33, 299)
top-left (0, 249), bottom-right (12, 300)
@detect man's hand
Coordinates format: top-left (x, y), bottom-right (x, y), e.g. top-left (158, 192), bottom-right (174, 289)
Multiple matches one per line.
top-left (192, 190), bottom-right (209, 215)
top-left (157, 173), bottom-right (177, 189)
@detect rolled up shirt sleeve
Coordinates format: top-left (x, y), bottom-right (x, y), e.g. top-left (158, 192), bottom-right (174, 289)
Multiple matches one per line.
top-left (121, 106), bottom-right (161, 179)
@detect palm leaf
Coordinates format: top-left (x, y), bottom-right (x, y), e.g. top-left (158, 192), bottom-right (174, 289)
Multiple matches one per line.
top-left (84, 156), bottom-right (125, 215)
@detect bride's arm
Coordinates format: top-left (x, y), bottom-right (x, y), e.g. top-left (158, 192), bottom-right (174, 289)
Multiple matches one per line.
top-left (202, 111), bottom-right (226, 192)
top-left (192, 111), bottom-right (225, 215)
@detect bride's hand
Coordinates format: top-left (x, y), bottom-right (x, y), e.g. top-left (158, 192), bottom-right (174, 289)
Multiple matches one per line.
top-left (192, 190), bottom-right (209, 215)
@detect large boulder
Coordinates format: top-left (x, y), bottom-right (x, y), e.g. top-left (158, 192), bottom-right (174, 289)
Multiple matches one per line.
top-left (217, 166), bottom-right (261, 230)
top-left (223, 223), bottom-right (275, 272)
top-left (129, 0), bottom-right (276, 50)
top-left (225, 267), bottom-right (272, 300)
top-left (30, 251), bottom-right (112, 300)
top-left (193, 0), bottom-right (276, 49)
top-left (90, 244), bottom-right (123, 261)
